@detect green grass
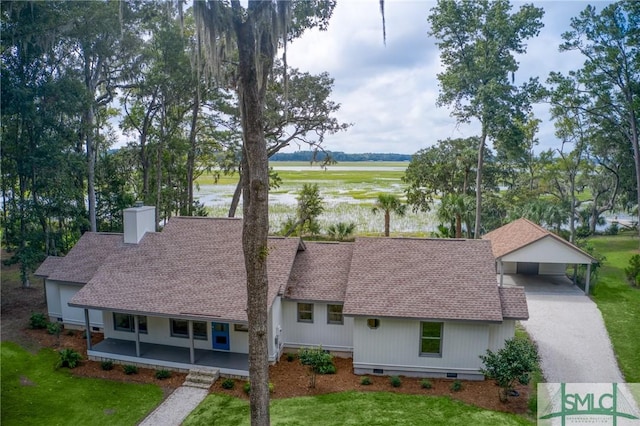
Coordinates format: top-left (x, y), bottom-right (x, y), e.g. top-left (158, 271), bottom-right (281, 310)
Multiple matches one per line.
top-left (183, 392), bottom-right (533, 425)
top-left (0, 342), bottom-right (163, 426)
top-left (588, 233), bottom-right (640, 383)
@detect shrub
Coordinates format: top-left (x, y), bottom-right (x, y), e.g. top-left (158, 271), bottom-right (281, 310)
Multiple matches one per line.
top-left (58, 348), bottom-right (82, 369)
top-left (286, 353), bottom-right (296, 362)
top-left (101, 360), bottom-right (114, 371)
top-left (66, 329), bottom-right (75, 336)
top-left (480, 337), bottom-right (539, 402)
top-left (420, 379), bottom-right (433, 389)
top-left (29, 313), bottom-right (48, 329)
top-left (47, 322), bottom-right (62, 336)
top-left (299, 346), bottom-right (336, 388)
top-left (155, 369), bottom-right (171, 379)
top-left (450, 380), bottom-right (463, 392)
top-left (390, 376), bottom-right (402, 388)
top-left (242, 381), bottom-right (273, 394)
top-left (221, 378), bottom-right (235, 389)
top-left (606, 222), bottom-right (619, 235)
top-left (360, 376), bottom-right (372, 386)
top-left (123, 365), bottom-right (138, 375)
top-left (625, 254), bottom-right (640, 287)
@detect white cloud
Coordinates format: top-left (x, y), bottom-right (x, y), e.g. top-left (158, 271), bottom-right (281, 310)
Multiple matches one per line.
top-left (282, 0), bottom-right (614, 155)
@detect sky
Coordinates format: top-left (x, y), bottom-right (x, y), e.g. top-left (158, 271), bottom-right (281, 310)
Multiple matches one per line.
top-left (280, 0), bottom-right (612, 155)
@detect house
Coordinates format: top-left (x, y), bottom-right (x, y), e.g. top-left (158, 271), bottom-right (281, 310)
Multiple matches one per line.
top-left (482, 218), bottom-right (597, 293)
top-left (35, 206), bottom-right (528, 379)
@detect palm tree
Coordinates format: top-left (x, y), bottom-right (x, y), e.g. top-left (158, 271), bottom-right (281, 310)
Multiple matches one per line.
top-left (437, 193), bottom-right (475, 238)
top-left (327, 222), bottom-right (356, 241)
top-left (372, 194), bottom-right (406, 237)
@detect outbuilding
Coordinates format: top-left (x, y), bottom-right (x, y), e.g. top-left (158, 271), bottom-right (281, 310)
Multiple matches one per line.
top-left (482, 218), bottom-right (597, 293)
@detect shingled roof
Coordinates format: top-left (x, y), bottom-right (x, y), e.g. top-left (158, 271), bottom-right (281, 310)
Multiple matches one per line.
top-left (34, 256), bottom-right (65, 278)
top-left (498, 287), bottom-right (529, 320)
top-left (343, 238), bottom-right (505, 322)
top-left (284, 242), bottom-right (353, 302)
top-left (42, 233), bottom-right (130, 284)
top-left (69, 218), bottom-right (301, 322)
top-left (482, 218), bottom-right (596, 262)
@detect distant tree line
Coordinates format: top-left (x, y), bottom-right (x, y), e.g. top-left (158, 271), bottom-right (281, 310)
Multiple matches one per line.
top-left (270, 151), bottom-right (411, 162)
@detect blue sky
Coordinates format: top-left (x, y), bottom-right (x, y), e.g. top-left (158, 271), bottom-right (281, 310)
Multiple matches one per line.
top-left (283, 0), bottom-right (613, 155)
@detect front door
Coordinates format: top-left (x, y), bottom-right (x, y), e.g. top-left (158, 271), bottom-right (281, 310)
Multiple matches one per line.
top-left (211, 322), bottom-right (230, 351)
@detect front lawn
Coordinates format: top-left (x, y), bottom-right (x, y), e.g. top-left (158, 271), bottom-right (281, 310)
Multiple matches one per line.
top-left (588, 233), bottom-right (640, 382)
top-left (0, 342), bottom-right (163, 426)
top-left (183, 392), bottom-right (533, 425)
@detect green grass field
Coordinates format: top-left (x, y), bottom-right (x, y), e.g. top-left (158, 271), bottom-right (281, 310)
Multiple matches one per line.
top-left (0, 342), bottom-right (163, 426)
top-left (588, 233), bottom-right (640, 383)
top-left (183, 392), bottom-right (533, 426)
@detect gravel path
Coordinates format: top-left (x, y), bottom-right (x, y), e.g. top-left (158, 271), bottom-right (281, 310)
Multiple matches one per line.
top-left (520, 281), bottom-right (624, 383)
top-left (139, 386), bottom-right (208, 426)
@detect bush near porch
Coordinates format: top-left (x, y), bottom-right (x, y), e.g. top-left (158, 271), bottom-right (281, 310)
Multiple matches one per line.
top-left (588, 233), bottom-right (640, 383)
top-left (0, 342), bottom-right (163, 426)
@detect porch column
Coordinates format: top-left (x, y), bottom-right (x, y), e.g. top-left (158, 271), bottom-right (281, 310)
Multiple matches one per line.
top-left (188, 320), bottom-right (195, 364)
top-left (134, 315), bottom-right (141, 357)
top-left (585, 263), bottom-right (592, 295)
top-left (84, 309), bottom-right (92, 351)
top-left (499, 260), bottom-right (504, 287)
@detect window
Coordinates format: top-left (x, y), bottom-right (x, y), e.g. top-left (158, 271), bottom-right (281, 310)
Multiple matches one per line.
top-left (327, 304), bottom-right (343, 325)
top-left (297, 303), bottom-right (313, 323)
top-left (171, 319), bottom-right (207, 340)
top-left (420, 322), bottom-right (443, 356)
top-left (234, 323), bottom-right (249, 332)
top-left (367, 318), bottom-right (380, 329)
top-left (113, 313), bottom-right (147, 333)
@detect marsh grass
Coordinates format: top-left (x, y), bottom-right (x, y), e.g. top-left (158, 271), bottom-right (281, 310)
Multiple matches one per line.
top-left (196, 163), bottom-right (437, 235)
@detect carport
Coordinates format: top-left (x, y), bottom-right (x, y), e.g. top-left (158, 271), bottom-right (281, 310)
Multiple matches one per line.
top-left (483, 218), bottom-right (597, 294)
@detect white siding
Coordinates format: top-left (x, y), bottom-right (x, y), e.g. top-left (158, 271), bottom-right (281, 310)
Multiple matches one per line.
top-left (281, 300), bottom-right (353, 351)
top-left (539, 263), bottom-right (567, 275)
top-left (269, 297), bottom-right (283, 361)
top-left (59, 284), bottom-right (102, 328)
top-left (45, 280), bottom-right (62, 320)
top-left (488, 320), bottom-right (515, 352)
top-left (501, 262), bottom-right (517, 274)
top-left (352, 317), bottom-right (489, 377)
top-left (502, 237), bottom-right (592, 264)
top-left (102, 313), bottom-right (249, 353)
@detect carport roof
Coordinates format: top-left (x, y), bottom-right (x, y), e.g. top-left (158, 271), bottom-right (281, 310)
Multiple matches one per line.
top-left (482, 218), bottom-right (596, 263)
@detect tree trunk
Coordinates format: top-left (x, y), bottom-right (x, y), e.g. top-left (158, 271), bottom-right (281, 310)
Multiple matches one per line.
top-left (384, 211), bottom-right (390, 237)
top-left (628, 110), bottom-right (640, 247)
top-left (474, 127), bottom-right (487, 239)
top-left (235, 9), bottom-right (271, 425)
top-left (228, 169), bottom-right (244, 218)
top-left (187, 93), bottom-right (200, 216)
top-left (86, 105), bottom-right (97, 232)
top-left (455, 213), bottom-right (462, 238)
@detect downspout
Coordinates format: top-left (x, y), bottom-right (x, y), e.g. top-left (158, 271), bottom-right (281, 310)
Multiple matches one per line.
top-left (499, 259), bottom-right (504, 287)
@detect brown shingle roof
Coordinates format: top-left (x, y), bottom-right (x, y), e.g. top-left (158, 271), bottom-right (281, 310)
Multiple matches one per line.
top-left (482, 218), bottom-right (596, 262)
top-left (284, 242), bottom-right (353, 302)
top-left (343, 238), bottom-right (504, 322)
top-left (69, 217), bottom-right (300, 322)
top-left (498, 287), bottom-right (529, 320)
top-left (34, 256), bottom-right (65, 278)
top-left (46, 233), bottom-right (130, 284)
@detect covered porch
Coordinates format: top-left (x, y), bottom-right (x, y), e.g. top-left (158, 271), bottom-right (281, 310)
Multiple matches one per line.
top-left (88, 338), bottom-right (249, 377)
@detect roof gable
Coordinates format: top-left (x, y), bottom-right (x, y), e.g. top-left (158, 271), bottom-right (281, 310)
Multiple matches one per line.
top-left (483, 218), bottom-right (596, 263)
top-left (343, 238), bottom-right (504, 322)
top-left (70, 217), bottom-right (301, 321)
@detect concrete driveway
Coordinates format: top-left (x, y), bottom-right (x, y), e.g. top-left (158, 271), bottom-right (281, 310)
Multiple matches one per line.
top-left (502, 274), bottom-right (624, 383)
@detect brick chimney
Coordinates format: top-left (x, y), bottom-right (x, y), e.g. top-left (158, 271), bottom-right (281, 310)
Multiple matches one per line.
top-left (123, 205), bottom-right (156, 244)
